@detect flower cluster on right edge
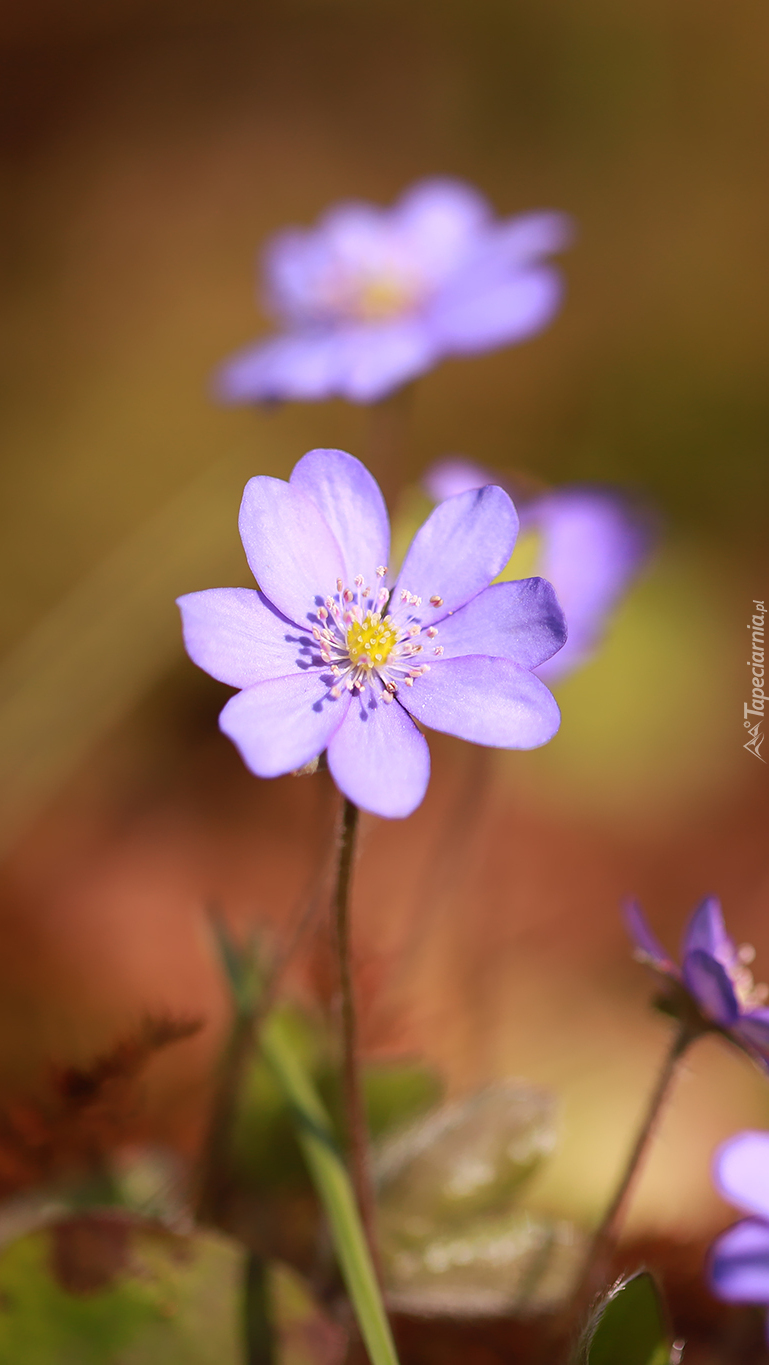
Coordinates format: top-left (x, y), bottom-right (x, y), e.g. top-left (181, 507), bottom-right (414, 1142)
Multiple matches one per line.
top-left (710, 1131), bottom-right (769, 1339)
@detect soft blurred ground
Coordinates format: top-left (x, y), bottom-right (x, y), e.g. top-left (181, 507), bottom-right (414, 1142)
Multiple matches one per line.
top-left (1, 0), bottom-right (768, 1266)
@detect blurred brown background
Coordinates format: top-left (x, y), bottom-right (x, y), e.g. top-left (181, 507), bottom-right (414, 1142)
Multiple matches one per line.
top-left (1, 0), bottom-right (768, 1246)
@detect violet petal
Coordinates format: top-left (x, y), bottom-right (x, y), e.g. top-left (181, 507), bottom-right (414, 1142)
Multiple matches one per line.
top-left (423, 457), bottom-right (496, 503)
top-left (219, 671), bottom-right (350, 777)
top-left (429, 264), bottom-right (564, 354)
top-left (710, 1219), bottom-right (769, 1304)
top-left (401, 655), bottom-right (561, 749)
top-left (393, 178), bottom-right (490, 282)
top-left (177, 587), bottom-right (316, 688)
top-left (290, 448), bottom-right (390, 586)
top-left (682, 897), bottom-right (735, 969)
top-left (433, 579), bottom-right (567, 670)
top-left (734, 1015), bottom-right (769, 1066)
top-left (238, 476), bottom-right (344, 627)
top-left (682, 949), bottom-right (739, 1027)
top-left (715, 1133), bottom-right (769, 1221)
top-left (530, 487), bottom-right (652, 682)
top-left (327, 689), bottom-right (430, 819)
top-left (394, 485), bottom-right (519, 629)
top-left (622, 900), bottom-right (677, 973)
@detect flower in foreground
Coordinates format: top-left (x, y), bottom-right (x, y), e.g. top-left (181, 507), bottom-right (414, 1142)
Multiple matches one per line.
top-left (216, 178), bottom-right (571, 405)
top-left (177, 448), bottom-right (567, 818)
top-left (425, 457), bottom-right (651, 682)
top-left (710, 1130), bottom-right (769, 1338)
top-left (625, 897), bottom-right (769, 1065)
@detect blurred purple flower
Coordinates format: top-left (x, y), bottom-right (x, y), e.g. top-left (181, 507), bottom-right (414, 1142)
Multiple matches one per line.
top-left (710, 1131), bottom-right (769, 1337)
top-left (424, 457), bottom-right (651, 681)
top-left (177, 448), bottom-right (566, 819)
top-left (625, 897), bottom-right (769, 1065)
top-left (216, 179), bottom-right (572, 405)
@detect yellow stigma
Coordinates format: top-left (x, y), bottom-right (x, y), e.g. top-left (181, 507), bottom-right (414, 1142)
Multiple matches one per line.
top-left (357, 274), bottom-right (413, 321)
top-left (346, 612), bottom-right (397, 668)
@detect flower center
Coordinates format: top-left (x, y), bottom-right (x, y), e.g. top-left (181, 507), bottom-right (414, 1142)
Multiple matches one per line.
top-left (356, 274), bottom-right (415, 321)
top-left (310, 573), bottom-right (444, 702)
top-left (346, 612), bottom-right (398, 668)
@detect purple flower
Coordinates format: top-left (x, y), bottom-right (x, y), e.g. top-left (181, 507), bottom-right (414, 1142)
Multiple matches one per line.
top-left (216, 179), bottom-right (571, 405)
top-left (177, 448), bottom-right (566, 819)
top-left (424, 457), bottom-right (651, 681)
top-left (625, 897), bottom-right (769, 1065)
top-left (710, 1131), bottom-right (769, 1337)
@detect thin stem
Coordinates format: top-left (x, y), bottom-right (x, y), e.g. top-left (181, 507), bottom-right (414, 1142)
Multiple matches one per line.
top-left (569, 1019), bottom-right (694, 1319)
top-left (332, 797), bottom-right (384, 1286)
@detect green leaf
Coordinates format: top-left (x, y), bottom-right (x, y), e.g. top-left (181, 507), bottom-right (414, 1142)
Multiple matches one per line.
top-left (208, 912), bottom-right (261, 1019)
top-left (260, 1012), bottom-right (400, 1365)
top-left (583, 1271), bottom-right (671, 1365)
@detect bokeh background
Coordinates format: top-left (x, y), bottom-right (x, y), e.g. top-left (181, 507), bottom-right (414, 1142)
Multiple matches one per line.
top-left (1, 0), bottom-right (768, 1278)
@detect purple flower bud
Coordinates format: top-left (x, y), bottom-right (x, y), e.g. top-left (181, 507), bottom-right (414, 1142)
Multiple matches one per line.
top-left (624, 897), bottom-right (769, 1066)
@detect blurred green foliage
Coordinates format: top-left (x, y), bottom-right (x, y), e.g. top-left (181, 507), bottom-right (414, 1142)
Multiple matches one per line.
top-left (231, 1006), bottom-right (443, 1191)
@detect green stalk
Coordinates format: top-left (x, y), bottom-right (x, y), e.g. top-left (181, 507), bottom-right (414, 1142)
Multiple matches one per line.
top-left (261, 1011), bottom-right (399, 1365)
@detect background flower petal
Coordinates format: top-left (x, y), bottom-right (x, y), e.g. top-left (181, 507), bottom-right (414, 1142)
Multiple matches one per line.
top-left (622, 900), bottom-right (677, 973)
top-left (682, 949), bottom-right (739, 1026)
top-left (290, 448), bottom-right (390, 588)
top-left (428, 265), bottom-right (563, 353)
top-left (327, 689), bottom-right (430, 819)
top-left (394, 485), bottom-right (519, 628)
top-left (682, 896), bottom-right (735, 968)
top-left (709, 1218), bottom-right (769, 1303)
top-left (327, 321), bottom-right (438, 402)
top-left (423, 456), bottom-right (497, 502)
top-left (238, 475), bottom-right (345, 626)
top-left (486, 211), bottom-right (574, 264)
top-left (530, 487), bottom-right (653, 682)
top-left (217, 321), bottom-right (439, 405)
top-left (715, 1132), bottom-right (769, 1221)
top-left (393, 177), bottom-right (490, 284)
top-left (433, 579), bottom-right (566, 669)
top-left (177, 587), bottom-right (317, 688)
top-left (401, 655), bottom-right (561, 749)
top-left (214, 332), bottom-right (341, 403)
top-left (219, 671), bottom-right (350, 778)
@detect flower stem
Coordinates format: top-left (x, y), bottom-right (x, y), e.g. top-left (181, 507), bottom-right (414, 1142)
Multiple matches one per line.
top-left (570, 1019), bottom-right (694, 1315)
top-left (332, 797), bottom-right (384, 1286)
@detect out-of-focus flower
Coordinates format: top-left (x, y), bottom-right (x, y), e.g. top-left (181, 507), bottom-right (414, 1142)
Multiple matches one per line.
top-left (710, 1130), bottom-right (769, 1337)
top-left (216, 179), bottom-right (571, 405)
top-left (177, 448), bottom-right (566, 819)
top-left (625, 897), bottom-right (769, 1065)
top-left (424, 457), bottom-right (651, 682)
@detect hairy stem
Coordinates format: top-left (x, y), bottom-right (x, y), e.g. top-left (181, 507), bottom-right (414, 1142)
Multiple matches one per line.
top-left (333, 797), bottom-right (383, 1285)
top-left (570, 1020), bottom-right (694, 1318)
